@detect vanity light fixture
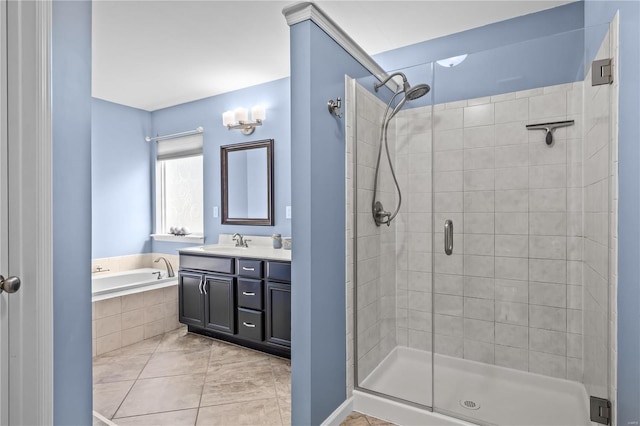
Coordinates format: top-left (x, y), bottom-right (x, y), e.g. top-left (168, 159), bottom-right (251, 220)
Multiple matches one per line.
top-left (222, 105), bottom-right (266, 135)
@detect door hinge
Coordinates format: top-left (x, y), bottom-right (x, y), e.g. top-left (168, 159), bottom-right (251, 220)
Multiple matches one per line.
top-left (590, 396), bottom-right (611, 425)
top-left (592, 58), bottom-right (613, 86)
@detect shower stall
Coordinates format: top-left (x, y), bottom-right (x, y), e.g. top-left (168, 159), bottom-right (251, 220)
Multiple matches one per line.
top-left (346, 19), bottom-right (618, 426)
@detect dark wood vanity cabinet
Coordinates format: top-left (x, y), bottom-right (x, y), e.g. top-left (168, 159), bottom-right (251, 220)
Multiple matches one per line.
top-left (178, 271), bottom-right (206, 327)
top-left (265, 281), bottom-right (291, 347)
top-left (178, 271), bottom-right (235, 334)
top-left (204, 275), bottom-right (235, 334)
top-left (178, 252), bottom-right (291, 358)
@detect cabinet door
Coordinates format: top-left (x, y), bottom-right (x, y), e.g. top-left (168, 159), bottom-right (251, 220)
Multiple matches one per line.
top-left (265, 281), bottom-right (291, 347)
top-left (204, 275), bottom-right (236, 334)
top-left (179, 272), bottom-right (205, 327)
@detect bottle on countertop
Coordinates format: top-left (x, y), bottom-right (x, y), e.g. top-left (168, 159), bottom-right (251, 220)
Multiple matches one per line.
top-left (282, 237), bottom-right (292, 250)
top-left (272, 233), bottom-right (282, 249)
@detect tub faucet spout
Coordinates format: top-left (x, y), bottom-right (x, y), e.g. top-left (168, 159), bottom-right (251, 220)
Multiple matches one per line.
top-left (154, 257), bottom-right (175, 278)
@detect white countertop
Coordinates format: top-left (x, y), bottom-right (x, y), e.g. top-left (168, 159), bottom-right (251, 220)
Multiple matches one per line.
top-left (179, 234), bottom-right (291, 262)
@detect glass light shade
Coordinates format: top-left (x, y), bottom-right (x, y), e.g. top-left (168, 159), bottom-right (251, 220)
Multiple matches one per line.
top-left (234, 107), bottom-right (248, 123)
top-left (222, 110), bottom-right (235, 126)
top-left (251, 105), bottom-right (266, 121)
top-left (436, 54), bottom-right (468, 68)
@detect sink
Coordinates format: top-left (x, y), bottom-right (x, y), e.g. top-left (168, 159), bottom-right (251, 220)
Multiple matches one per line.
top-left (196, 245), bottom-right (255, 255)
top-left (181, 242), bottom-right (291, 261)
top-left (201, 245), bottom-right (249, 251)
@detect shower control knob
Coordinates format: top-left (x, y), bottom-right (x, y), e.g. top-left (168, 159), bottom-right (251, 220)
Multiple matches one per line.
top-left (0, 275), bottom-right (21, 294)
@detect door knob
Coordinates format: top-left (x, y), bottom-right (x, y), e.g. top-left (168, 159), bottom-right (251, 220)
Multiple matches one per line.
top-left (0, 275), bottom-right (21, 294)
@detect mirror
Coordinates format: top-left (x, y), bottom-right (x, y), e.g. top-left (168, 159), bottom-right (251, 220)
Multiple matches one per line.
top-left (221, 139), bottom-right (274, 225)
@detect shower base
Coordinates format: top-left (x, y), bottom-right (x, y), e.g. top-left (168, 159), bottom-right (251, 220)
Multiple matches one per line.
top-left (357, 346), bottom-right (590, 426)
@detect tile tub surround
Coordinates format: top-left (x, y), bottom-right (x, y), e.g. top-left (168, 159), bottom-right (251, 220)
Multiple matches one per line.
top-left (92, 327), bottom-right (291, 425)
top-left (92, 253), bottom-right (180, 275)
top-left (92, 285), bottom-right (180, 357)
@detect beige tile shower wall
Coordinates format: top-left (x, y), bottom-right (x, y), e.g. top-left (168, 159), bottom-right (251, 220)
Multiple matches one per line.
top-left (92, 285), bottom-right (179, 357)
top-left (345, 77), bottom-right (355, 397)
top-left (395, 105), bottom-right (433, 352)
top-left (351, 83), bottom-right (398, 384)
top-left (397, 82), bottom-right (585, 381)
top-left (583, 23), bottom-right (616, 401)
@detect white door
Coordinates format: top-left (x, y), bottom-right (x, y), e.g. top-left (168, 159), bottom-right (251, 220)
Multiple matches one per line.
top-left (1, 0), bottom-right (53, 423)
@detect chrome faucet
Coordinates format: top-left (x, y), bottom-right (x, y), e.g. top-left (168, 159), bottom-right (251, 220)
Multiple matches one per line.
top-left (232, 233), bottom-right (250, 248)
top-left (154, 257), bottom-right (175, 278)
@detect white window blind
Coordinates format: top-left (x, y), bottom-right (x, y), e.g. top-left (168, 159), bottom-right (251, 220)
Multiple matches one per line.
top-left (156, 134), bottom-right (203, 160)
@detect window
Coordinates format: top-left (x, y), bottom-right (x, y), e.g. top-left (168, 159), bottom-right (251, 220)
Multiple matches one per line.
top-left (154, 134), bottom-right (204, 240)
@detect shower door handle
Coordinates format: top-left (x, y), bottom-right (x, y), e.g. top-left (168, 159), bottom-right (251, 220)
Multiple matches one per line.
top-left (444, 219), bottom-right (453, 255)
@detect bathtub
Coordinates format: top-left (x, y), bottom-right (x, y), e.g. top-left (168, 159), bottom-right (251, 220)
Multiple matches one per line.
top-left (92, 268), bottom-right (180, 356)
top-left (92, 267), bottom-right (177, 299)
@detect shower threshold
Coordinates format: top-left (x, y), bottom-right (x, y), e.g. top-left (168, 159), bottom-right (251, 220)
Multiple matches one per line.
top-left (358, 346), bottom-right (590, 426)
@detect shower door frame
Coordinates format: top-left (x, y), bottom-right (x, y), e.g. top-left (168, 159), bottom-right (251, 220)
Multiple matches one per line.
top-left (349, 76), bottom-right (437, 414)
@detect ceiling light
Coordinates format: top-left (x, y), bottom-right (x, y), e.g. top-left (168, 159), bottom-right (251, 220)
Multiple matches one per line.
top-left (436, 54), bottom-right (468, 68)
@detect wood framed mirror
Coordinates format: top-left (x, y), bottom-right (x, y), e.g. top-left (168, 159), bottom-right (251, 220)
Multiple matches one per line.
top-left (221, 139), bottom-right (274, 226)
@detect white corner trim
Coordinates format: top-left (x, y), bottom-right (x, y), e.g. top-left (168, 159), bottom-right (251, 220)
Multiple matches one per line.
top-left (282, 2), bottom-right (398, 93)
top-left (36, 1), bottom-right (53, 424)
top-left (92, 411), bottom-right (118, 426)
top-left (151, 233), bottom-right (204, 244)
top-left (320, 397), bottom-right (354, 426)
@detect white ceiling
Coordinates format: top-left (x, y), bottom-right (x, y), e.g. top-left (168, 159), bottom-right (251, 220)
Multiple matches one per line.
top-left (92, 1), bottom-right (573, 111)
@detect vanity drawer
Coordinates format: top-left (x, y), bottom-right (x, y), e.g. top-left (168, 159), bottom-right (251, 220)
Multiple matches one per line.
top-left (237, 279), bottom-right (263, 310)
top-left (267, 261), bottom-right (291, 283)
top-left (180, 254), bottom-right (234, 274)
top-left (237, 259), bottom-right (263, 279)
top-left (237, 308), bottom-right (263, 342)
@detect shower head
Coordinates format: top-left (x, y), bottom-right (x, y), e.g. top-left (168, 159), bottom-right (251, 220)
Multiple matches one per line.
top-left (384, 82), bottom-right (431, 122)
top-left (405, 83), bottom-right (431, 100)
top-left (374, 72), bottom-right (430, 101)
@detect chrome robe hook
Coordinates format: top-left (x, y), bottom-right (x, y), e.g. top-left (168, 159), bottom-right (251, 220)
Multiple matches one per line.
top-left (328, 97), bottom-right (342, 118)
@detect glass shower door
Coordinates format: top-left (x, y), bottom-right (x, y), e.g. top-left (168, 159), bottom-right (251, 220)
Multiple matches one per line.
top-left (350, 62), bottom-right (435, 409)
top-left (431, 26), bottom-right (614, 426)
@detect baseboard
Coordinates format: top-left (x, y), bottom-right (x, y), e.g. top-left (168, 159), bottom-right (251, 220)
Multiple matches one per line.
top-left (92, 411), bottom-right (117, 426)
top-left (321, 396), bottom-right (354, 426)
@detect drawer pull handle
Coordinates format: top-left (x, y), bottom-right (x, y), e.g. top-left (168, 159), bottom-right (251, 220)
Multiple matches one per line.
top-left (242, 267), bottom-right (255, 271)
top-left (242, 291), bottom-right (256, 296)
top-left (242, 322), bottom-right (256, 328)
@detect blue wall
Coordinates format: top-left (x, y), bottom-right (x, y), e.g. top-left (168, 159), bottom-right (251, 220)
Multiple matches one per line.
top-left (52, 0), bottom-right (93, 424)
top-left (372, 2), bottom-right (585, 105)
top-left (374, 1), bottom-right (584, 72)
top-left (91, 99), bottom-right (152, 258)
top-left (289, 20), bottom-right (373, 425)
top-left (584, 2), bottom-right (640, 425)
top-left (91, 77), bottom-right (291, 258)
top-left (150, 77), bottom-right (291, 255)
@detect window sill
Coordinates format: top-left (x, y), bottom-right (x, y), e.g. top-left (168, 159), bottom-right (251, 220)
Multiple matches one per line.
top-left (151, 233), bottom-right (205, 244)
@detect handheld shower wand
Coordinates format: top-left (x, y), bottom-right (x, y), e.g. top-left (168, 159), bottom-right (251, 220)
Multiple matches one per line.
top-left (371, 72), bottom-right (430, 227)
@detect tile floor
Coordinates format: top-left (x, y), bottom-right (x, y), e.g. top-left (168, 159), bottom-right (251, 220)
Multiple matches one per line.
top-left (339, 412), bottom-right (395, 426)
top-left (93, 326), bottom-right (290, 425)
